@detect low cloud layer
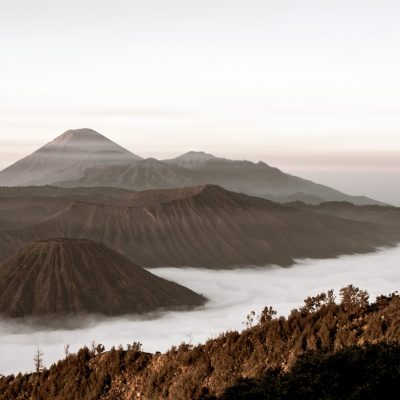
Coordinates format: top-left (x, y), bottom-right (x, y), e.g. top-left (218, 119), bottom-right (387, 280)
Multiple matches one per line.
top-left (1, 246), bottom-right (400, 375)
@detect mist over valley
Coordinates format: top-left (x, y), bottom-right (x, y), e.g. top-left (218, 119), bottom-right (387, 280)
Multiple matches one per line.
top-left (1, 246), bottom-right (400, 375)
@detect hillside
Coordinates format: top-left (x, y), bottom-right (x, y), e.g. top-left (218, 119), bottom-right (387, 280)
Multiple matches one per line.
top-left (165, 155), bottom-right (383, 205)
top-left (0, 185), bottom-right (398, 268)
top-left (288, 201), bottom-right (400, 227)
top-left (60, 158), bottom-right (195, 190)
top-left (1, 286), bottom-right (400, 399)
top-left (0, 239), bottom-right (205, 317)
top-left (63, 153), bottom-right (383, 205)
top-left (0, 186), bottom-right (134, 230)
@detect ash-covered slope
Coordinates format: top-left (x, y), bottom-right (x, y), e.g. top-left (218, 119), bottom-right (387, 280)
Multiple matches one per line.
top-left (0, 129), bottom-right (142, 187)
top-left (0, 186), bottom-right (135, 230)
top-left (0, 239), bottom-right (205, 317)
top-left (288, 201), bottom-right (400, 227)
top-left (1, 185), bottom-right (398, 268)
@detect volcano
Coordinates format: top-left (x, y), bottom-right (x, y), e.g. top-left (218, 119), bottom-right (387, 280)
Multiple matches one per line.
top-left (0, 238), bottom-right (205, 317)
top-left (0, 128), bottom-right (142, 187)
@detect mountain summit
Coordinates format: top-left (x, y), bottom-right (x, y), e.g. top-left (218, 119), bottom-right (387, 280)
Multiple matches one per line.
top-left (0, 129), bottom-right (141, 187)
top-left (164, 151), bottom-right (218, 169)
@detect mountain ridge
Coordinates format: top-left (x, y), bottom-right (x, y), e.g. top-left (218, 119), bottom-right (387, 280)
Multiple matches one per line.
top-left (0, 129), bottom-right (385, 206)
top-left (0, 184), bottom-right (398, 268)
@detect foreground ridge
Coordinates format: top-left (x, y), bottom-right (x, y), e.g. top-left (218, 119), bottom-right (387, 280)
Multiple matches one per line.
top-left (1, 286), bottom-right (400, 399)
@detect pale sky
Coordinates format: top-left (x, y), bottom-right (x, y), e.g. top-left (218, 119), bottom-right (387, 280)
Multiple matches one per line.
top-left (1, 0), bottom-right (399, 204)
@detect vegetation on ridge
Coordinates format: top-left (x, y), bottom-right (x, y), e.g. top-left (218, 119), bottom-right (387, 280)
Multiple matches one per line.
top-left (1, 285), bottom-right (400, 399)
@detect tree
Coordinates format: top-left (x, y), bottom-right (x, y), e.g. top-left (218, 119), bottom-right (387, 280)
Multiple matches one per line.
top-left (96, 343), bottom-right (105, 355)
top-left (243, 311), bottom-right (256, 329)
top-left (340, 285), bottom-right (369, 311)
top-left (33, 348), bottom-right (44, 373)
top-left (259, 306), bottom-right (277, 323)
top-left (64, 344), bottom-right (70, 358)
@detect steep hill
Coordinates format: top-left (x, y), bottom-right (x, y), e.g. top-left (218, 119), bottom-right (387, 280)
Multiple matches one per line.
top-left (0, 239), bottom-right (205, 317)
top-left (0, 129), bottom-right (142, 187)
top-left (0, 185), bottom-right (398, 268)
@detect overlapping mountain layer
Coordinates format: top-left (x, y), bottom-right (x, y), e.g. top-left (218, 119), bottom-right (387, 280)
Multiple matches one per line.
top-left (0, 185), bottom-right (398, 268)
top-left (0, 129), bottom-right (384, 205)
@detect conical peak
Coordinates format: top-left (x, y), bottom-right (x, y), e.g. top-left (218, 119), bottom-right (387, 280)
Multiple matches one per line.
top-left (52, 128), bottom-right (108, 145)
top-left (63, 128), bottom-right (100, 136)
top-left (42, 128), bottom-right (142, 160)
top-left (0, 237), bottom-right (205, 318)
top-left (0, 128), bottom-right (143, 186)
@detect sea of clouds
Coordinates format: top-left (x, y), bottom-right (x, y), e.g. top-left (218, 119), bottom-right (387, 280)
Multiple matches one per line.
top-left (1, 245), bottom-right (400, 375)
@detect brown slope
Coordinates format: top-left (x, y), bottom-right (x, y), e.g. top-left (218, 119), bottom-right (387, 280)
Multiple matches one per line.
top-left (287, 201), bottom-right (400, 227)
top-left (1, 185), bottom-right (399, 268)
top-left (0, 238), bottom-right (205, 317)
top-left (0, 186), bottom-right (135, 231)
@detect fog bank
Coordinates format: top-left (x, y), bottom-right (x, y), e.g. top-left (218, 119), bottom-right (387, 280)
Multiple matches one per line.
top-left (1, 246), bottom-right (400, 375)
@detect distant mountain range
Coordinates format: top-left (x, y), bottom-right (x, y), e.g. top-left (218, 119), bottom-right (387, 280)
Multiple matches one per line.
top-left (0, 238), bottom-right (205, 318)
top-left (0, 185), bottom-right (398, 268)
top-left (0, 128), bottom-right (384, 205)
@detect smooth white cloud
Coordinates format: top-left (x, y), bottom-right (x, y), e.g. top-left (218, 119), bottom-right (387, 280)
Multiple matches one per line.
top-left (1, 245), bottom-right (399, 376)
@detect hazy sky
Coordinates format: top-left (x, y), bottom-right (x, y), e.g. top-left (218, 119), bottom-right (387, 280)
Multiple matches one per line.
top-left (1, 1), bottom-right (399, 203)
